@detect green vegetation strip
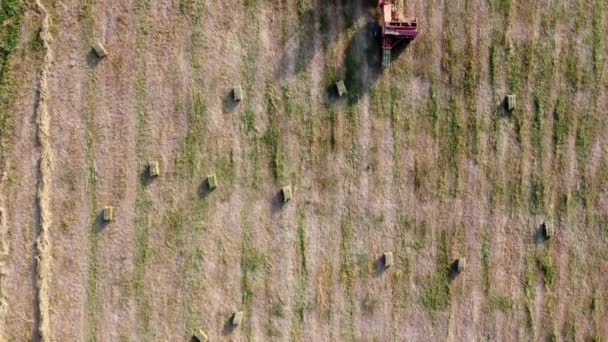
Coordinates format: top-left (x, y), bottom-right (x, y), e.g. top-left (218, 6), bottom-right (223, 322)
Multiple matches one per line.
top-left (0, 0), bottom-right (24, 166)
top-left (421, 231), bottom-right (450, 312)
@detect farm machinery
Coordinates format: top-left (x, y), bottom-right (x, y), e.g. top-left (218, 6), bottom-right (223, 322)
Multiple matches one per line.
top-left (378, 0), bottom-right (418, 67)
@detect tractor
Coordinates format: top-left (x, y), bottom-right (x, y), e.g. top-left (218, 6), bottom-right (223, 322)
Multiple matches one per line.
top-left (378, 0), bottom-right (418, 67)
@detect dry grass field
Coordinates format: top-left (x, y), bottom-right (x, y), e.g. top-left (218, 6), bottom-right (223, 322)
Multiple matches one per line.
top-left (0, 0), bottom-right (607, 341)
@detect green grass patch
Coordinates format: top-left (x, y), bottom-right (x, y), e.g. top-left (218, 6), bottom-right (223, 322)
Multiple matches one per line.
top-left (291, 210), bottom-right (310, 340)
top-left (327, 107), bottom-right (337, 151)
top-left (242, 109), bottom-right (256, 135)
top-left (468, 111), bottom-right (481, 159)
top-left (509, 47), bottom-right (524, 143)
top-left (427, 79), bottom-right (439, 136)
top-left (393, 216), bottom-right (413, 308)
top-left (0, 0), bottom-right (23, 72)
top-left (0, 0), bottom-right (24, 166)
top-left (491, 295), bottom-right (514, 312)
top-left (481, 233), bottom-right (491, 294)
top-left (537, 251), bottom-right (556, 289)
top-left (552, 98), bottom-right (571, 151)
top-left (176, 94), bottom-right (208, 176)
top-left (272, 301), bottom-right (285, 317)
top-left (262, 127), bottom-right (283, 181)
top-left (488, 42), bottom-right (499, 91)
top-left (131, 194), bottom-right (154, 336)
top-left (442, 98), bottom-right (463, 175)
top-left (532, 95), bottom-right (545, 160)
top-left (297, 0), bottom-right (310, 17)
top-left (575, 122), bottom-right (590, 163)
top-left (463, 0), bottom-right (477, 105)
top-left (261, 88), bottom-right (284, 181)
top-left (529, 174), bottom-right (545, 214)
top-left (421, 232), bottom-right (450, 312)
top-left (241, 225), bottom-right (267, 341)
top-left (592, 1), bottom-right (604, 75)
top-left (345, 39), bottom-right (363, 104)
top-left (523, 252), bottom-right (536, 335)
top-left (339, 215), bottom-right (354, 291)
top-left (492, 0), bottom-right (512, 18)
top-left (297, 210), bottom-right (307, 276)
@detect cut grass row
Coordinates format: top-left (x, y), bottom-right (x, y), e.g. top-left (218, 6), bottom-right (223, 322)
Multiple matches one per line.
top-left (131, 0), bottom-right (156, 339)
top-left (289, 209), bottom-right (308, 341)
top-left (79, 0), bottom-right (102, 339)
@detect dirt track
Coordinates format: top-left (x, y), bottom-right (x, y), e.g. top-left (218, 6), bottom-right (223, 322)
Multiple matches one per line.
top-left (0, 0), bottom-right (607, 341)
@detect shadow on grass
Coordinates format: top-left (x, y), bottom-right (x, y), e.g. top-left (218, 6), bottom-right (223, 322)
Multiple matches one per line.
top-left (449, 260), bottom-right (462, 281)
top-left (270, 190), bottom-right (287, 214)
top-left (86, 49), bottom-right (102, 68)
top-left (139, 167), bottom-right (156, 187)
top-left (198, 178), bottom-right (213, 200)
top-left (373, 255), bottom-right (388, 276)
top-left (95, 211), bottom-right (110, 233)
top-left (222, 90), bottom-right (239, 114)
top-left (221, 316), bottom-right (237, 336)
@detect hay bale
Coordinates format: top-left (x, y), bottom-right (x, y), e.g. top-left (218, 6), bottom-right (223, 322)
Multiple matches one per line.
top-left (103, 206), bottom-right (115, 222)
top-left (208, 173), bottom-right (217, 190)
top-left (541, 221), bottom-right (552, 239)
top-left (193, 328), bottom-right (209, 342)
top-left (232, 311), bottom-right (243, 326)
top-left (336, 80), bottom-right (347, 97)
top-left (93, 42), bottom-right (107, 59)
top-left (148, 160), bottom-right (160, 177)
top-left (383, 252), bottom-right (393, 268)
top-left (282, 185), bottom-right (292, 203)
top-left (233, 86), bottom-right (243, 102)
top-left (455, 258), bottom-right (466, 273)
top-left (506, 94), bottom-right (516, 111)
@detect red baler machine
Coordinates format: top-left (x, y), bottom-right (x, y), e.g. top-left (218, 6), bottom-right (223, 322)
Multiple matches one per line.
top-left (379, 0), bottom-right (418, 67)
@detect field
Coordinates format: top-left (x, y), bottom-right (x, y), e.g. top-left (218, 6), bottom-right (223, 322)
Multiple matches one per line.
top-left (0, 0), bottom-right (607, 340)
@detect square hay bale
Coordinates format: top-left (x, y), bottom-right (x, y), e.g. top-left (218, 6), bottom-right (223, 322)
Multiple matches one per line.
top-left (506, 94), bottom-right (516, 111)
top-left (455, 258), bottom-right (466, 273)
top-left (336, 80), bottom-right (347, 97)
top-left (103, 206), bottom-right (115, 222)
top-left (207, 174), bottom-right (217, 190)
top-left (541, 221), bottom-right (552, 239)
top-left (383, 252), bottom-right (393, 268)
top-left (193, 329), bottom-right (209, 342)
top-left (148, 160), bottom-right (160, 177)
top-left (282, 185), bottom-right (292, 203)
top-left (233, 86), bottom-right (243, 102)
top-left (93, 42), bottom-right (107, 59)
top-left (232, 311), bottom-right (243, 326)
